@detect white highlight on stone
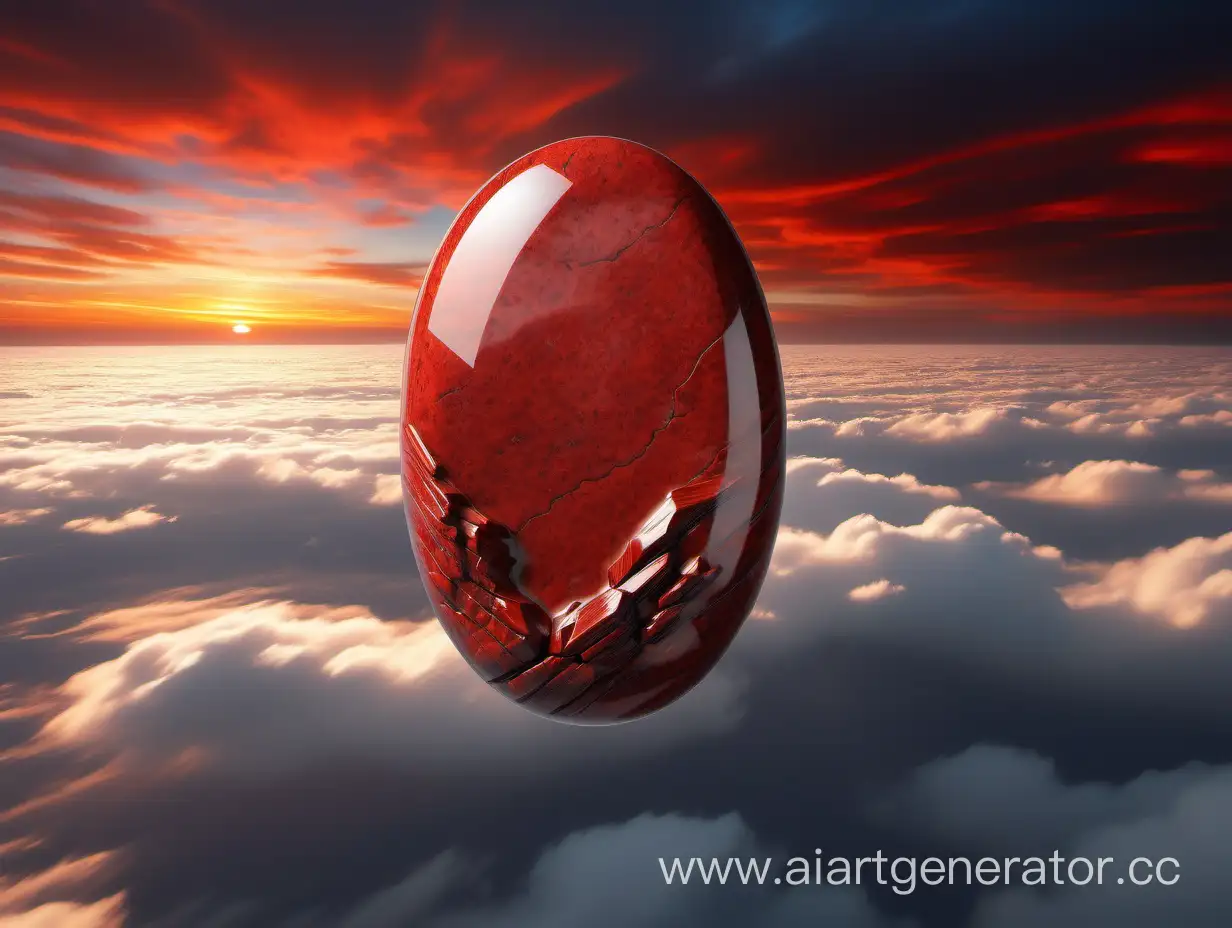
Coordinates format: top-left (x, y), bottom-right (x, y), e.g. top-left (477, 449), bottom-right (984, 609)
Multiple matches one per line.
top-left (428, 164), bottom-right (573, 367)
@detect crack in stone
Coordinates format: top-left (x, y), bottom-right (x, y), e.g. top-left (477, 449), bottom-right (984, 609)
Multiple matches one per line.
top-left (684, 436), bottom-right (731, 486)
top-left (577, 197), bottom-right (688, 267)
top-left (436, 385), bottom-right (464, 401)
top-left (513, 328), bottom-right (729, 534)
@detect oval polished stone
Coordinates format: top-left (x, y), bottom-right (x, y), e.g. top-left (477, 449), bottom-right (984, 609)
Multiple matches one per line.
top-left (401, 136), bottom-right (785, 723)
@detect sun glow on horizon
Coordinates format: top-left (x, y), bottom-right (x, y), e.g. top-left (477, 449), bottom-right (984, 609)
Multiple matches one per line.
top-left (232, 323), bottom-right (252, 335)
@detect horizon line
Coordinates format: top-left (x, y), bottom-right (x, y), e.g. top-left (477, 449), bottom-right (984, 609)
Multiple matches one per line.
top-left (3, 338), bottom-right (1232, 348)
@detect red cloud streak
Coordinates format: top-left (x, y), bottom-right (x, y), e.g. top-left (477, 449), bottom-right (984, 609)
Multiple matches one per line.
top-left (0, 3), bottom-right (1228, 341)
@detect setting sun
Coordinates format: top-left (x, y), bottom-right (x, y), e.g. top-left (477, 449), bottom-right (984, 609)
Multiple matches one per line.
top-left (232, 323), bottom-right (252, 335)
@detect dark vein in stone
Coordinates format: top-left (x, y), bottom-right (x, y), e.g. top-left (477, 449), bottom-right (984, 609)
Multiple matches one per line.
top-left (513, 328), bottom-right (728, 534)
top-left (577, 197), bottom-right (688, 267)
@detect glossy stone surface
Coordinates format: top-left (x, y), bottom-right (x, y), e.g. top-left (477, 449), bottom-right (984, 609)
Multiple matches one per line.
top-left (401, 136), bottom-right (785, 723)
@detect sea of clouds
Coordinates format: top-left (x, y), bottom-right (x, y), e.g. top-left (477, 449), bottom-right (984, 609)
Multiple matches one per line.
top-left (1, 343), bottom-right (1230, 927)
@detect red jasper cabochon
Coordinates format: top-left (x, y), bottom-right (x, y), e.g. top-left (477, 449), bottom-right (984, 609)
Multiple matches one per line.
top-left (401, 136), bottom-right (786, 723)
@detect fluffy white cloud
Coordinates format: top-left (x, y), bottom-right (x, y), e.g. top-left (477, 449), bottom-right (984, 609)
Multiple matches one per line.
top-left (0, 393), bottom-right (399, 504)
top-left (0, 895), bottom-right (125, 928)
top-left (1185, 473), bottom-right (1232, 502)
top-left (771, 506), bottom-right (1036, 567)
top-left (778, 346), bottom-right (1232, 458)
top-left (786, 407), bottom-right (1035, 443)
top-left (0, 402), bottom-right (406, 517)
top-left (368, 473), bottom-right (403, 506)
top-left (885, 407), bottom-right (1017, 442)
top-left (746, 491), bottom-right (1232, 716)
top-left (61, 506), bottom-right (176, 535)
top-left (1063, 532), bottom-right (1232, 627)
top-left (0, 434), bottom-right (398, 502)
top-left (781, 457), bottom-right (961, 532)
top-left (848, 579), bottom-right (905, 602)
top-left (816, 470), bottom-right (958, 500)
top-left (739, 503), bottom-right (1077, 689)
top-left (256, 459), bottom-right (364, 489)
top-left (1062, 414), bottom-right (1160, 437)
top-left (0, 851), bottom-right (123, 927)
top-left (0, 508), bottom-right (51, 526)
top-left (19, 590), bottom-right (279, 642)
top-left (24, 597), bottom-right (743, 782)
top-left (1180, 410), bottom-right (1232, 428)
top-left (982, 460), bottom-right (1232, 506)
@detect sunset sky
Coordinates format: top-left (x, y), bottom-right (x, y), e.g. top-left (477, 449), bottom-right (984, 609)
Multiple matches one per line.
top-left (6, 5), bottom-right (1232, 926)
top-left (1, 0), bottom-right (1230, 344)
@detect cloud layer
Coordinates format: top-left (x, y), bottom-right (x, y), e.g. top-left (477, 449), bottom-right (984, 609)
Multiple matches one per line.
top-left (1, 0), bottom-right (1229, 341)
top-left (2, 343), bottom-right (1232, 926)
